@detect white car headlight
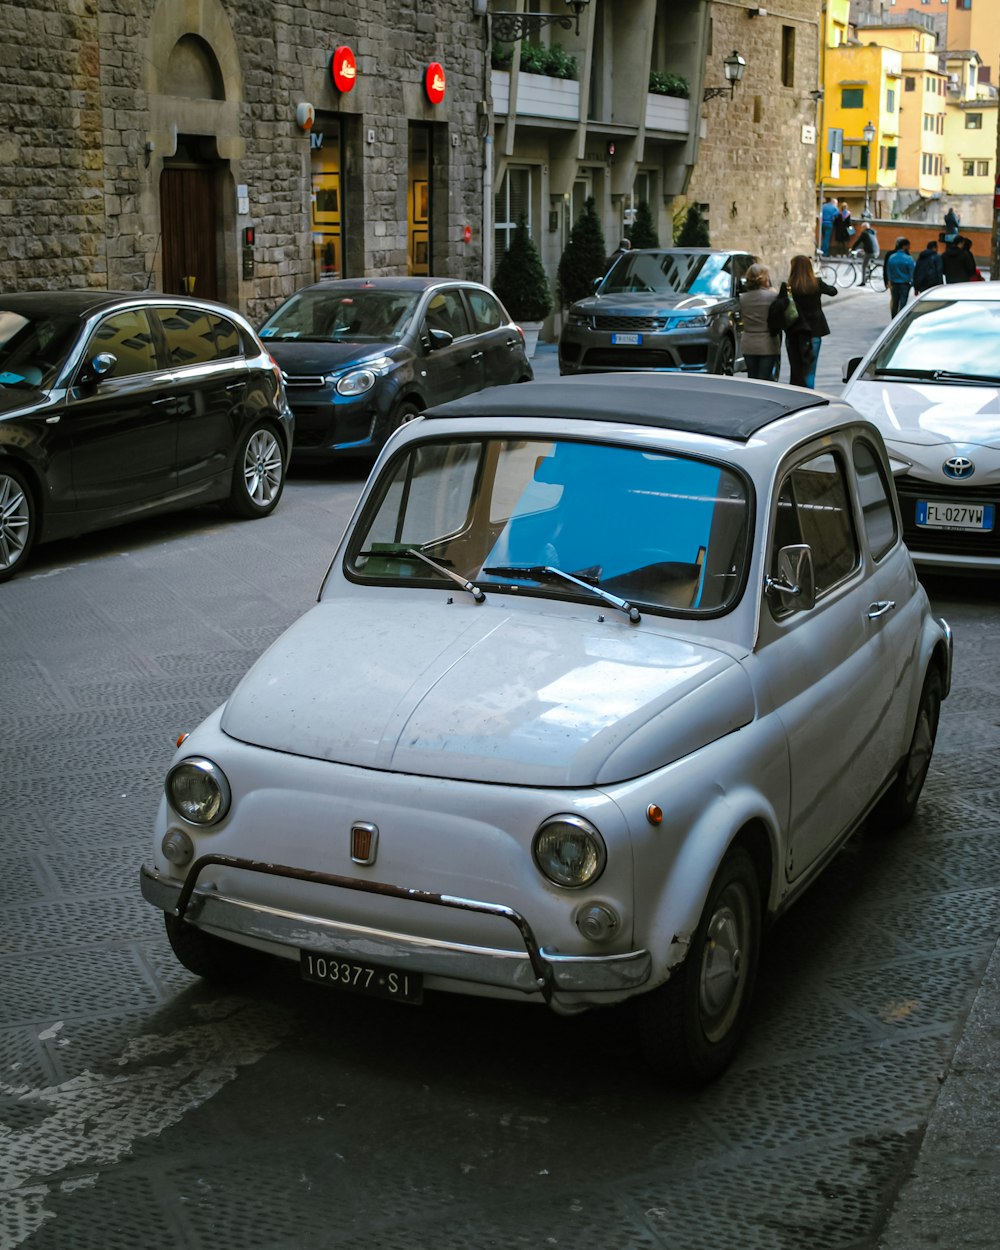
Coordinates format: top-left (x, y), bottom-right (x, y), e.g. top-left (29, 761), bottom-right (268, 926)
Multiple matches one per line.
top-left (166, 758), bottom-right (231, 826)
top-left (532, 815), bottom-right (606, 888)
top-left (332, 356), bottom-right (393, 396)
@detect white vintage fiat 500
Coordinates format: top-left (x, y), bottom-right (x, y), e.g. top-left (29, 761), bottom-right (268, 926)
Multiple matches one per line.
top-left (141, 375), bottom-right (952, 1084)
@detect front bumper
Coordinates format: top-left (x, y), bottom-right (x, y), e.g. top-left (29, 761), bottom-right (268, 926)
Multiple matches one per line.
top-left (141, 858), bottom-right (652, 1003)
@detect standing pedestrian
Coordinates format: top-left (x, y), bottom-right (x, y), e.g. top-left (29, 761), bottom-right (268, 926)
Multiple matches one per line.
top-left (831, 202), bottom-right (853, 256)
top-left (943, 206), bottom-right (960, 243)
top-left (769, 255), bottom-right (837, 388)
top-left (941, 235), bottom-right (977, 284)
top-left (820, 196), bottom-right (838, 256)
top-left (885, 238), bottom-right (915, 317)
top-left (738, 263), bottom-right (781, 381)
top-left (604, 237), bottom-right (631, 274)
top-left (962, 236), bottom-right (984, 281)
top-left (912, 240), bottom-right (943, 294)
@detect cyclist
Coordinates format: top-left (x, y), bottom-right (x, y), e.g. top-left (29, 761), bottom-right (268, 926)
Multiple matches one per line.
top-left (856, 223), bottom-right (880, 284)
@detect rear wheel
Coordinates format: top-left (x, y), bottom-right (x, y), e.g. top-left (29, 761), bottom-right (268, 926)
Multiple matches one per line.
top-left (873, 668), bottom-right (942, 830)
top-left (637, 846), bottom-right (761, 1085)
top-left (0, 464), bottom-right (36, 583)
top-left (228, 423), bottom-right (285, 519)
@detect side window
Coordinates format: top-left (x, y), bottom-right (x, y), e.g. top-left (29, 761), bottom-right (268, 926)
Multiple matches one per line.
top-left (210, 314), bottom-right (243, 360)
top-left (853, 438), bottom-right (898, 561)
top-left (155, 307), bottom-right (218, 367)
top-left (424, 290), bottom-right (471, 340)
top-left (466, 289), bottom-right (504, 333)
top-left (770, 450), bottom-right (859, 607)
top-left (83, 310), bottom-right (157, 378)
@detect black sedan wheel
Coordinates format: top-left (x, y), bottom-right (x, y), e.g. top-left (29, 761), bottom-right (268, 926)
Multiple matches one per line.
top-left (637, 846), bottom-right (761, 1085)
top-left (0, 464), bottom-right (36, 583)
top-left (228, 423), bottom-right (286, 519)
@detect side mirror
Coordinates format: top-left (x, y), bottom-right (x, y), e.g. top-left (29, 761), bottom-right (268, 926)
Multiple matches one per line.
top-left (425, 327), bottom-right (454, 351)
top-left (766, 544), bottom-right (816, 613)
top-left (78, 352), bottom-right (117, 385)
top-left (843, 356), bottom-right (862, 383)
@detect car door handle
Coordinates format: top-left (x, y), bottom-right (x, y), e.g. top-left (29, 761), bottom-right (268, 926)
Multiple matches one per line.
top-left (469, 351), bottom-right (483, 362)
top-left (867, 599), bottom-right (896, 619)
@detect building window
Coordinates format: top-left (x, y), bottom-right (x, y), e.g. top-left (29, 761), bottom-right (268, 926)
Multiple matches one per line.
top-left (963, 159), bottom-right (975, 176)
top-left (966, 113), bottom-right (983, 129)
top-left (905, 76), bottom-right (915, 92)
top-left (781, 26), bottom-right (795, 88)
top-left (841, 87), bottom-right (864, 109)
top-left (494, 166), bottom-right (532, 256)
top-left (886, 146), bottom-right (897, 170)
top-left (978, 159), bottom-right (990, 176)
top-left (841, 144), bottom-right (867, 170)
top-left (886, 88), bottom-right (895, 111)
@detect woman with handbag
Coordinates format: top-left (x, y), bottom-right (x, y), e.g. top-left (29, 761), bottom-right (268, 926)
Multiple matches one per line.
top-left (771, 255), bottom-right (837, 388)
top-left (738, 263), bottom-right (781, 380)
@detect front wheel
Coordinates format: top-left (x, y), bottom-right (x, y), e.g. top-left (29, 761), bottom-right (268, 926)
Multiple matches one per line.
top-left (636, 846), bottom-right (761, 1085)
top-left (0, 464), bottom-right (37, 583)
top-left (228, 423), bottom-right (286, 519)
top-left (165, 913), bottom-right (254, 984)
top-left (869, 268), bottom-right (886, 293)
top-left (713, 337), bottom-right (735, 376)
top-left (836, 260), bottom-right (858, 288)
top-left (384, 400), bottom-right (421, 447)
top-left (872, 668), bottom-right (942, 830)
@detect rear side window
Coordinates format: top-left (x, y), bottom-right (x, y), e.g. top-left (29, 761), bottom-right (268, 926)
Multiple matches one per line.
top-left (467, 289), bottom-right (505, 332)
top-left (853, 438), bottom-right (898, 561)
top-left (84, 310), bottom-right (157, 377)
top-left (210, 314), bottom-right (243, 360)
top-left (770, 450), bottom-right (859, 600)
top-left (155, 307), bottom-right (218, 367)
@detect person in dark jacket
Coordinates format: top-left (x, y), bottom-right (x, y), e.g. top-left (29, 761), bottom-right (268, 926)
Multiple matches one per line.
top-left (944, 206), bottom-right (960, 241)
top-left (885, 239), bottom-right (915, 317)
top-left (856, 223), bottom-right (880, 284)
top-left (830, 202), bottom-right (853, 256)
top-left (768, 255), bottom-right (837, 388)
top-left (912, 241), bottom-right (943, 294)
top-left (942, 236), bottom-right (977, 284)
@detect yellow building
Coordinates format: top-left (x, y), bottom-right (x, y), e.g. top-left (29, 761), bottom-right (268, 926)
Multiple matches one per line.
top-left (943, 49), bottom-right (998, 228)
top-left (949, 2), bottom-right (1000, 64)
top-left (821, 41), bottom-right (900, 219)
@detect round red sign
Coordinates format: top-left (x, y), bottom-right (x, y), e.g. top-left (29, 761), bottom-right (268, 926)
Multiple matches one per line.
top-left (463, 225), bottom-right (473, 244)
top-left (425, 61), bottom-right (446, 105)
top-left (331, 46), bottom-right (357, 93)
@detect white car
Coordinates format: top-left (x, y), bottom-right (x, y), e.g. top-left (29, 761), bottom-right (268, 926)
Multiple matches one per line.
top-left (842, 282), bottom-right (1000, 573)
top-left (141, 374), bottom-right (952, 1084)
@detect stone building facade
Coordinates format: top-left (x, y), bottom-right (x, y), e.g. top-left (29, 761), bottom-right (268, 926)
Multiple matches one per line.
top-left (686, 0), bottom-right (822, 282)
top-left (0, 0), bottom-right (489, 323)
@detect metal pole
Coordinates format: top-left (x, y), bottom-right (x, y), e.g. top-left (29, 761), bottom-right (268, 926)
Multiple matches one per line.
top-left (864, 141), bottom-right (871, 218)
top-left (993, 59), bottom-right (1000, 279)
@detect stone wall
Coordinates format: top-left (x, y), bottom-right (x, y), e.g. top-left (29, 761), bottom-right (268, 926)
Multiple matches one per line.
top-left (684, 0), bottom-right (822, 283)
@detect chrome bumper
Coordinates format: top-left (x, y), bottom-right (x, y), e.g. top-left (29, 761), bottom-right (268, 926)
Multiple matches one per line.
top-left (140, 859), bottom-right (651, 1001)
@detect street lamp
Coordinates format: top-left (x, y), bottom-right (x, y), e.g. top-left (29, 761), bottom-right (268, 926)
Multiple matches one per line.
top-left (703, 50), bottom-right (747, 102)
top-left (862, 119), bottom-right (876, 219)
top-left (491, 0), bottom-right (591, 42)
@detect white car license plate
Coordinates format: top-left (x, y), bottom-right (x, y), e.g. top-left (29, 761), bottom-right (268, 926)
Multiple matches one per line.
top-left (915, 501), bottom-right (995, 532)
top-left (300, 951), bottom-right (423, 1004)
top-left (611, 332), bottom-right (642, 345)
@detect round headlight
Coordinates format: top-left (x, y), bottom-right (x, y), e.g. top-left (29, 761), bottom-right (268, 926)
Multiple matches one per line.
top-left (336, 368), bottom-right (377, 397)
top-left (532, 815), bottom-right (606, 889)
top-left (165, 758), bottom-right (231, 826)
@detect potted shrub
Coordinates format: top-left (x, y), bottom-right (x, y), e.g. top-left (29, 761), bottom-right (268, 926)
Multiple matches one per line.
top-left (557, 196), bottom-right (607, 308)
top-left (492, 214), bottom-right (553, 358)
top-left (676, 203), bottom-right (710, 247)
top-left (629, 200), bottom-right (660, 249)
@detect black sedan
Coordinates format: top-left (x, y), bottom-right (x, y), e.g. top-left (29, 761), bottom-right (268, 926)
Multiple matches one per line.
top-left (558, 248), bottom-right (757, 377)
top-left (0, 291), bottom-right (293, 582)
top-left (258, 277), bottom-right (533, 463)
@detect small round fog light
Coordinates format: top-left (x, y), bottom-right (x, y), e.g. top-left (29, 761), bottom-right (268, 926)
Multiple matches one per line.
top-left (162, 828), bottom-right (194, 867)
top-left (575, 903), bottom-right (620, 944)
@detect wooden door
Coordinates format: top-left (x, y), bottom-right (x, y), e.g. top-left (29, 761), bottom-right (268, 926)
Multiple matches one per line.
top-left (160, 166), bottom-right (218, 300)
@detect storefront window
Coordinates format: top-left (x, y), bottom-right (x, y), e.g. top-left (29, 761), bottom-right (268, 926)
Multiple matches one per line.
top-left (311, 119), bottom-right (343, 281)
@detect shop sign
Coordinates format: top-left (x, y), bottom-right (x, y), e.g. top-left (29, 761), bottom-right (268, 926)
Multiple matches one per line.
top-left (331, 46), bottom-right (357, 93)
top-left (425, 62), bottom-right (446, 105)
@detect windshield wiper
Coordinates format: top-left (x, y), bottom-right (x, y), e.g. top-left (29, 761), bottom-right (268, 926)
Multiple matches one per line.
top-left (406, 549), bottom-right (485, 602)
top-left (931, 369), bottom-right (1000, 385)
top-left (482, 564), bottom-right (640, 623)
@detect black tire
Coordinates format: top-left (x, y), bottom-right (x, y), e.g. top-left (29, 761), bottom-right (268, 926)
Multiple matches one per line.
top-left (636, 846), bottom-right (761, 1086)
top-left (818, 263), bottom-right (838, 286)
top-left (713, 338), bottom-right (736, 376)
top-left (869, 268), bottom-right (886, 293)
top-left (384, 400), bottom-right (421, 447)
top-left (872, 667), bottom-right (942, 830)
top-left (164, 913), bottom-right (252, 984)
top-left (0, 463), bottom-right (37, 583)
top-left (228, 422), bottom-right (286, 519)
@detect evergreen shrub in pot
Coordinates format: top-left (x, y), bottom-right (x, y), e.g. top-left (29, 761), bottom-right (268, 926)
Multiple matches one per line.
top-left (492, 215), bottom-right (553, 358)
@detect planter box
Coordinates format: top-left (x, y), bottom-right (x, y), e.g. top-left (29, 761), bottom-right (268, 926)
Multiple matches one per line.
top-left (492, 69), bottom-right (580, 122)
top-left (644, 93), bottom-right (690, 133)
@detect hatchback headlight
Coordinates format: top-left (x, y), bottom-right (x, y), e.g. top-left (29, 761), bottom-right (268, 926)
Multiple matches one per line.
top-left (532, 815), bottom-right (606, 888)
top-left (332, 356), bottom-right (393, 396)
top-left (165, 758), bottom-right (231, 826)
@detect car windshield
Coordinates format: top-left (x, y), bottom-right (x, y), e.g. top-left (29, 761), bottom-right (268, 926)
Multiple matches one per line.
top-left (867, 298), bottom-right (1000, 382)
top-left (345, 437), bottom-right (751, 615)
top-left (600, 253), bottom-right (734, 299)
top-left (0, 308), bottom-right (80, 389)
top-left (260, 289), bottom-right (420, 343)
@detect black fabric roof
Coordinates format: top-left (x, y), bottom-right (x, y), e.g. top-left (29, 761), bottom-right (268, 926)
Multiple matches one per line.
top-left (424, 374), bottom-right (829, 443)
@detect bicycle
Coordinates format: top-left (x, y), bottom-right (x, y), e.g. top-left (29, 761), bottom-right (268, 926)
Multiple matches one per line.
top-left (848, 247), bottom-right (887, 292)
top-left (814, 249), bottom-right (856, 288)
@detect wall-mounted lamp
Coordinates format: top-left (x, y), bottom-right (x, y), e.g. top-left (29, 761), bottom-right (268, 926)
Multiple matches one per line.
top-left (491, 0), bottom-right (590, 42)
top-left (703, 50), bottom-right (746, 102)
top-left (748, 6), bottom-right (767, 16)
top-left (296, 103), bottom-right (315, 131)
